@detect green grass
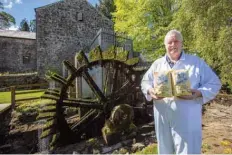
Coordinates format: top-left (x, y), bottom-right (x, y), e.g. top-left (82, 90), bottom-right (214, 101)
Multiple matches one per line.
top-left (0, 89), bottom-right (44, 103)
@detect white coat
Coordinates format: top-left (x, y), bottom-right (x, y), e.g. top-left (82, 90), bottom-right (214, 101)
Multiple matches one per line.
top-left (141, 51), bottom-right (221, 154)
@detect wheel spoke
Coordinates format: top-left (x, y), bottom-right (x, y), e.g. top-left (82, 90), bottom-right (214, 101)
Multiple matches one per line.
top-left (114, 80), bottom-right (130, 94)
top-left (111, 63), bottom-right (119, 93)
top-left (103, 63), bottom-right (110, 95)
top-left (71, 110), bottom-right (103, 132)
top-left (64, 98), bottom-right (99, 103)
top-left (63, 99), bottom-right (103, 110)
top-left (111, 84), bottom-right (140, 103)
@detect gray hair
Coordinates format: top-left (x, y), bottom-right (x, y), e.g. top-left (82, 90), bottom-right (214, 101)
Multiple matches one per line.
top-left (164, 29), bottom-right (183, 44)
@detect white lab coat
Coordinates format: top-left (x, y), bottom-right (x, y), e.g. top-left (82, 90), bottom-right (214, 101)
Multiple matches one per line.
top-left (141, 51), bottom-right (221, 154)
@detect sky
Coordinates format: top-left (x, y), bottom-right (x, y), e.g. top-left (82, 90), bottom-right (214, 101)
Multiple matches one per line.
top-left (1, 0), bottom-right (99, 30)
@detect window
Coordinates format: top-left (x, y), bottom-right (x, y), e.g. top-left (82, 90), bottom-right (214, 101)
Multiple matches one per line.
top-left (1, 42), bottom-right (7, 49)
top-left (77, 12), bottom-right (83, 21)
top-left (23, 53), bottom-right (31, 64)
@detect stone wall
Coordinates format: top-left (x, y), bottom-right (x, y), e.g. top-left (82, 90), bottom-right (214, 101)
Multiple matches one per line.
top-left (36, 0), bottom-right (113, 77)
top-left (0, 73), bottom-right (47, 90)
top-left (0, 37), bottom-right (36, 73)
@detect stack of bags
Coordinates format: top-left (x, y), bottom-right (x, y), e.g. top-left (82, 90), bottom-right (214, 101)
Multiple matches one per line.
top-left (153, 69), bottom-right (191, 97)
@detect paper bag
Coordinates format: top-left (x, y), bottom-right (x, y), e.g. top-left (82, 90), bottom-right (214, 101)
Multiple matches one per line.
top-left (172, 69), bottom-right (191, 96)
top-left (153, 71), bottom-right (172, 97)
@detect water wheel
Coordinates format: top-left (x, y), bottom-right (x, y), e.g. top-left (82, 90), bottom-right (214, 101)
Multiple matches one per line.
top-left (37, 46), bottom-right (148, 150)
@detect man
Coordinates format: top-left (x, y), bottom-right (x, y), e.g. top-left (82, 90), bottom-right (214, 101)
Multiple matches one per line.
top-left (141, 30), bottom-right (221, 154)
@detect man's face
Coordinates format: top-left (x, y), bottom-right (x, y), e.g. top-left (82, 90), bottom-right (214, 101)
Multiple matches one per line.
top-left (165, 34), bottom-right (182, 60)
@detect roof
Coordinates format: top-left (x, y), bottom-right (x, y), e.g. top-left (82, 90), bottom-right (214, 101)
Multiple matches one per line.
top-left (35, 0), bottom-right (64, 10)
top-left (0, 30), bottom-right (36, 40)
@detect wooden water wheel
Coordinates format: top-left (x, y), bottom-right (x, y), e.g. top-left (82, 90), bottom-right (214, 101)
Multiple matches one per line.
top-left (37, 46), bottom-right (148, 150)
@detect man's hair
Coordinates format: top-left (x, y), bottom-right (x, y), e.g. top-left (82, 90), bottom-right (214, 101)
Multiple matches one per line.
top-left (164, 29), bottom-right (183, 44)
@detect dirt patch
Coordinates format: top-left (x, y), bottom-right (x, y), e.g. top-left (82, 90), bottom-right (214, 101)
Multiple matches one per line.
top-left (202, 101), bottom-right (232, 154)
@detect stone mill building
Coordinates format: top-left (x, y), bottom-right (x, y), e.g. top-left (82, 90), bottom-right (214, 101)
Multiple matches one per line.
top-left (0, 30), bottom-right (36, 73)
top-left (0, 0), bottom-right (115, 76)
top-left (35, 0), bottom-right (113, 76)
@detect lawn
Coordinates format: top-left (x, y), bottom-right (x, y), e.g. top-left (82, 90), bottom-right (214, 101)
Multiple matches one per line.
top-left (0, 89), bottom-right (45, 103)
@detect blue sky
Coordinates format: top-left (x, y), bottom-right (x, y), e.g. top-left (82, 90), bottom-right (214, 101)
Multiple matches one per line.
top-left (1, 0), bottom-right (99, 30)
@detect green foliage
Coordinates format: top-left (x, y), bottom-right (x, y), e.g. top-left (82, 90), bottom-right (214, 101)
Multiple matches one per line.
top-left (37, 112), bottom-right (56, 120)
top-left (0, 91), bottom-right (11, 103)
top-left (96, 0), bottom-right (116, 20)
top-left (37, 98), bottom-right (58, 151)
top-left (50, 134), bottom-right (57, 146)
top-left (102, 46), bottom-right (116, 59)
top-left (113, 0), bottom-right (177, 58)
top-left (40, 128), bottom-right (54, 139)
top-left (102, 104), bottom-right (136, 145)
top-left (75, 51), bottom-right (88, 66)
top-left (202, 143), bottom-right (212, 153)
top-left (119, 148), bottom-right (128, 154)
top-left (114, 0), bottom-right (232, 90)
top-left (89, 46), bottom-right (102, 62)
top-left (40, 105), bottom-right (56, 112)
top-left (115, 47), bottom-right (128, 61)
top-left (0, 11), bottom-right (16, 29)
top-left (44, 119), bottom-right (56, 129)
top-left (125, 57), bottom-right (139, 66)
top-left (0, 90), bottom-right (44, 104)
top-left (0, 3), bottom-right (15, 29)
top-left (19, 18), bottom-right (30, 31)
top-left (44, 67), bottom-right (60, 80)
top-left (169, 0), bottom-right (232, 91)
top-left (102, 120), bottom-right (116, 135)
top-left (216, 27), bottom-right (232, 90)
top-left (135, 143), bottom-right (158, 154)
top-left (0, 2), bottom-right (3, 9)
top-left (16, 99), bottom-right (43, 114)
top-left (29, 19), bottom-right (36, 32)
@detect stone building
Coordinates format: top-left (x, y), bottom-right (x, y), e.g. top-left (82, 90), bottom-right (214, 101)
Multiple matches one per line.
top-left (0, 30), bottom-right (36, 73)
top-left (0, 0), bottom-right (137, 77)
top-left (35, 0), bottom-right (113, 76)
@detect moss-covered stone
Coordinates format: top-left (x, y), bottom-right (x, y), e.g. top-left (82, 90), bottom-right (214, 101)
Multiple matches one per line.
top-left (101, 104), bottom-right (137, 145)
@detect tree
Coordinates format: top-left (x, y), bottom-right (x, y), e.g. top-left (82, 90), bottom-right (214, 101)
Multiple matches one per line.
top-left (169, 0), bottom-right (232, 90)
top-left (113, 0), bottom-right (179, 60)
top-left (114, 0), bottom-right (232, 90)
top-left (19, 18), bottom-right (30, 31)
top-left (29, 19), bottom-right (36, 32)
top-left (96, 0), bottom-right (116, 20)
top-left (0, 2), bottom-right (3, 9)
top-left (0, 2), bottom-right (16, 29)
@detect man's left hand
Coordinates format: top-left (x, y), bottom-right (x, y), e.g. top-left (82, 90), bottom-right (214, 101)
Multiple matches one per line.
top-left (177, 89), bottom-right (202, 100)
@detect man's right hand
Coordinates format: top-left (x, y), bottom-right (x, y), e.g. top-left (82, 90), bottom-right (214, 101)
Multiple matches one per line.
top-left (148, 88), bottom-right (164, 100)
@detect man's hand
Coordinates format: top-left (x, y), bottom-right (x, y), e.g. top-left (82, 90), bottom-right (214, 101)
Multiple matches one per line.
top-left (148, 88), bottom-right (164, 100)
top-left (177, 89), bottom-right (202, 100)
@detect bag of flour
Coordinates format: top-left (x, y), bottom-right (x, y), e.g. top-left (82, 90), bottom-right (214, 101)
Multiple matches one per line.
top-left (172, 69), bottom-right (191, 96)
top-left (153, 71), bottom-right (172, 97)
